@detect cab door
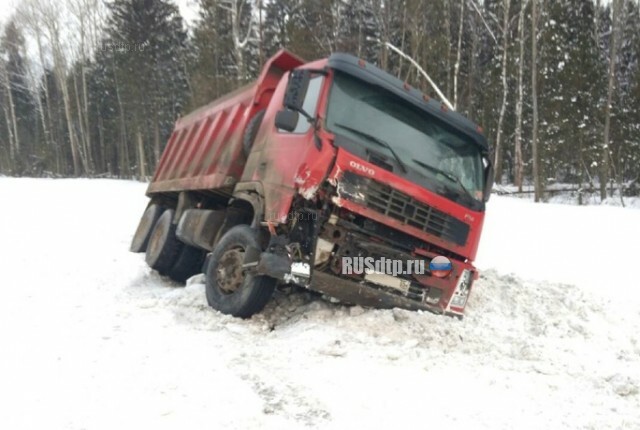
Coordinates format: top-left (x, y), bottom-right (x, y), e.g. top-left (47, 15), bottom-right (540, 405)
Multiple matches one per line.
top-left (248, 64), bottom-right (336, 223)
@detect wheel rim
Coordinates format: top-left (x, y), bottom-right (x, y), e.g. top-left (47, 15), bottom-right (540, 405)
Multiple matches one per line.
top-left (216, 246), bottom-right (245, 294)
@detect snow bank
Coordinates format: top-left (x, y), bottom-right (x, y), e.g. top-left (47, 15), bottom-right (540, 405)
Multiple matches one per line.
top-left (477, 195), bottom-right (640, 309)
top-left (0, 178), bottom-right (638, 429)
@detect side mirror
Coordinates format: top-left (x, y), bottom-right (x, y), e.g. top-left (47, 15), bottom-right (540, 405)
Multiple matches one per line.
top-left (275, 110), bottom-right (299, 132)
top-left (483, 159), bottom-right (494, 202)
top-left (283, 69), bottom-right (311, 111)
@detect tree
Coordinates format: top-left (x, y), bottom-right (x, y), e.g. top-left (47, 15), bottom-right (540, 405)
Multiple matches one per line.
top-left (104, 0), bottom-right (189, 176)
top-left (218, 0), bottom-right (257, 81)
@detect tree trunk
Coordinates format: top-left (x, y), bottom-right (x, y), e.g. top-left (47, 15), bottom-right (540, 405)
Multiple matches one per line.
top-left (136, 128), bottom-right (146, 178)
top-left (48, 25), bottom-right (82, 176)
top-left (81, 65), bottom-right (93, 173)
top-left (1, 60), bottom-right (19, 164)
top-left (220, 0), bottom-right (254, 81)
top-left (467, 12), bottom-right (479, 118)
top-left (601, 0), bottom-right (621, 201)
top-left (153, 118), bottom-right (161, 166)
top-left (111, 54), bottom-right (130, 177)
top-left (444, 0), bottom-right (452, 98)
top-left (35, 30), bottom-right (54, 153)
top-left (514, 0), bottom-right (528, 191)
top-left (531, 0), bottom-right (542, 202)
top-left (2, 104), bottom-right (15, 166)
top-left (57, 71), bottom-right (81, 175)
top-left (73, 69), bottom-right (91, 173)
top-left (453, 0), bottom-right (465, 109)
top-left (493, 0), bottom-right (511, 184)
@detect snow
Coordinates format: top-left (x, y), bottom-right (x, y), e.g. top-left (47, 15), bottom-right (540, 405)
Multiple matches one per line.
top-left (0, 178), bottom-right (639, 429)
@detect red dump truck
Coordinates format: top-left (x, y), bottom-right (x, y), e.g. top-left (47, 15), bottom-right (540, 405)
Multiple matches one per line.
top-left (130, 50), bottom-right (493, 318)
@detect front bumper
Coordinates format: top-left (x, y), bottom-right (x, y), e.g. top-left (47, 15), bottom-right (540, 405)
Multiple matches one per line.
top-left (306, 246), bottom-right (475, 317)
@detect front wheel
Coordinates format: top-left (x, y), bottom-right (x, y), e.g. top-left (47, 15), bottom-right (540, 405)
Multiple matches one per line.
top-left (205, 225), bottom-right (276, 318)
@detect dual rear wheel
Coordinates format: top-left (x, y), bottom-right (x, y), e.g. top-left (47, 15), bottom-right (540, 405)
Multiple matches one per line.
top-left (132, 206), bottom-right (205, 283)
top-left (132, 206), bottom-right (275, 317)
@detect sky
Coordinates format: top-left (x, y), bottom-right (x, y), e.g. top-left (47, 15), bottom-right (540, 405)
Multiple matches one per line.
top-left (0, 0), bottom-right (200, 27)
top-left (0, 0), bottom-right (19, 25)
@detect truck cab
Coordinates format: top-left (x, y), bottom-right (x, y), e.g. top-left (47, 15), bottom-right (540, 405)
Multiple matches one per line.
top-left (131, 50), bottom-right (493, 318)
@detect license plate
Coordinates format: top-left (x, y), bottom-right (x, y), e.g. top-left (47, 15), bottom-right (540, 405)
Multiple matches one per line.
top-left (364, 272), bottom-right (411, 293)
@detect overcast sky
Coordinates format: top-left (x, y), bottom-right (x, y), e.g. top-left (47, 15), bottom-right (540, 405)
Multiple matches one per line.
top-left (0, 0), bottom-right (200, 27)
top-left (0, 0), bottom-right (19, 25)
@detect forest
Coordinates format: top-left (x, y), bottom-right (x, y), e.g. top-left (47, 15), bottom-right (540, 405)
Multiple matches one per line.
top-left (0, 0), bottom-right (639, 201)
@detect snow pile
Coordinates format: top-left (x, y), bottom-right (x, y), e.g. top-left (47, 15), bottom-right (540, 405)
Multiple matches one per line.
top-left (0, 178), bottom-right (639, 429)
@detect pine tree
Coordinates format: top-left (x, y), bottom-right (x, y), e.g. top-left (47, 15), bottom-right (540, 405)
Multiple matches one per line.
top-left (103, 0), bottom-right (189, 176)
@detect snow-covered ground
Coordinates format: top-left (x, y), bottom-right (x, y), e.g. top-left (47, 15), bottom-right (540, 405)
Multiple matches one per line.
top-left (494, 183), bottom-right (640, 209)
top-left (1, 178), bottom-right (639, 429)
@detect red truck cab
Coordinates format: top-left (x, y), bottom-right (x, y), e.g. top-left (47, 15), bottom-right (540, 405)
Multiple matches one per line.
top-left (131, 50), bottom-right (493, 318)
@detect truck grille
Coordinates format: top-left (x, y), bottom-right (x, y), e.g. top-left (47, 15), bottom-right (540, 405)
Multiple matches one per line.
top-left (339, 171), bottom-right (470, 246)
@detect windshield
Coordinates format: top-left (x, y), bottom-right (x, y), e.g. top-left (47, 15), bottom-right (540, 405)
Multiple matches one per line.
top-left (326, 72), bottom-right (485, 202)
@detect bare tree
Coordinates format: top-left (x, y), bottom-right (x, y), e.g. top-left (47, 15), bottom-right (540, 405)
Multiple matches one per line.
top-left (493, 0), bottom-right (511, 184)
top-left (20, 0), bottom-right (84, 175)
top-left (385, 42), bottom-right (454, 110)
top-left (218, 0), bottom-right (255, 81)
top-left (467, 0), bottom-right (498, 44)
top-left (68, 0), bottom-right (105, 174)
top-left (17, 3), bottom-right (54, 164)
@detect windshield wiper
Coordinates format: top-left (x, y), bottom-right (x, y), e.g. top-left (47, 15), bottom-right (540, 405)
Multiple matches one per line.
top-left (411, 158), bottom-right (476, 202)
top-left (334, 123), bottom-right (407, 173)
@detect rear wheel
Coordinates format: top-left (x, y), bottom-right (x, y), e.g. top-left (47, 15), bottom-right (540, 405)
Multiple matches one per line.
top-left (130, 204), bottom-right (164, 252)
top-left (205, 225), bottom-right (276, 318)
top-left (145, 209), bottom-right (183, 275)
top-left (168, 245), bottom-right (205, 283)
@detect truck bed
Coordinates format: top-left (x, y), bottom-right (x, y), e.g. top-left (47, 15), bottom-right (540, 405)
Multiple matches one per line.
top-left (147, 50), bottom-right (304, 196)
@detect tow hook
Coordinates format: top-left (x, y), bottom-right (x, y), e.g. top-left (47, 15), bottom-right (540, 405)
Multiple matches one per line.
top-left (283, 262), bottom-right (311, 285)
top-left (242, 247), bottom-right (311, 285)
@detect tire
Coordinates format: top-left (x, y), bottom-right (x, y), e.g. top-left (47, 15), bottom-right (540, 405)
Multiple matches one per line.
top-left (130, 204), bottom-right (164, 253)
top-left (145, 209), bottom-right (184, 275)
top-left (168, 245), bottom-right (206, 283)
top-left (242, 109), bottom-right (266, 157)
top-left (205, 225), bottom-right (276, 318)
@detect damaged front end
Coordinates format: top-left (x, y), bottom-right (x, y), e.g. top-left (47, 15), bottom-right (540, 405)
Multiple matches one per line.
top-left (246, 158), bottom-right (479, 317)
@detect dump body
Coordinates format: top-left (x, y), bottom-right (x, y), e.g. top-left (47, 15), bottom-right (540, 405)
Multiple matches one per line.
top-left (147, 51), bottom-right (304, 195)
